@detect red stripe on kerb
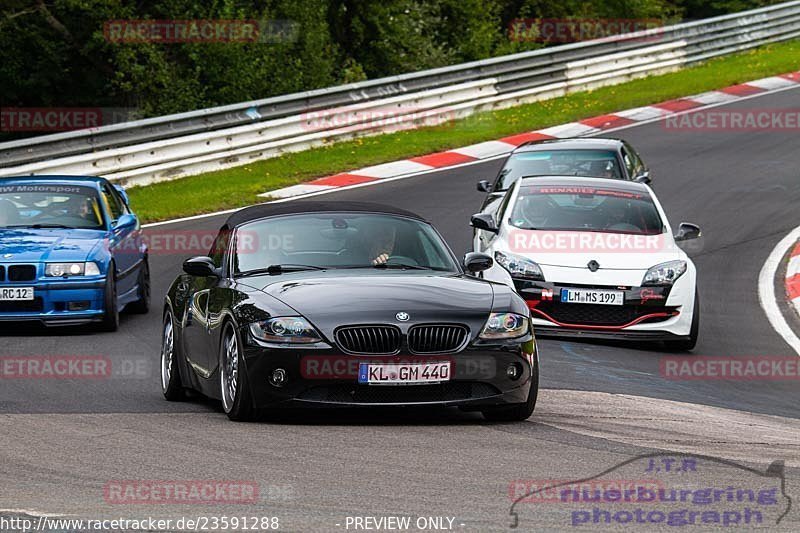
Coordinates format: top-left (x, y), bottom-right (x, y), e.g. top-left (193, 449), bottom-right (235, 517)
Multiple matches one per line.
top-left (780, 72), bottom-right (800, 82)
top-left (409, 151), bottom-right (477, 167)
top-left (499, 132), bottom-right (555, 146)
top-left (579, 114), bottom-right (637, 130)
top-left (719, 84), bottom-right (766, 97)
top-left (308, 173), bottom-right (378, 187)
top-left (787, 275), bottom-right (800, 301)
top-left (653, 99), bottom-right (704, 113)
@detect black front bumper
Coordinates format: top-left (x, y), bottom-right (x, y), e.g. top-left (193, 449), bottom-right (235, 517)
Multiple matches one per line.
top-left (240, 339), bottom-right (536, 409)
top-left (517, 281), bottom-right (678, 330)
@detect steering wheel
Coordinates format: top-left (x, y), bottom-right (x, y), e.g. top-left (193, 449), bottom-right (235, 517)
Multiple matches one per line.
top-left (35, 203), bottom-right (76, 219)
top-left (607, 223), bottom-right (641, 232)
top-left (385, 255), bottom-right (419, 266)
top-left (30, 213), bottom-right (90, 226)
top-left (518, 196), bottom-right (559, 229)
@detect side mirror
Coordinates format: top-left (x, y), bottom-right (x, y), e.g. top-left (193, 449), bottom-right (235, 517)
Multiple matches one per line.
top-left (477, 180), bottom-right (493, 193)
top-left (635, 171), bottom-right (651, 184)
top-left (675, 222), bottom-right (701, 241)
top-left (113, 213), bottom-right (137, 231)
top-left (464, 252), bottom-right (493, 273)
top-left (183, 256), bottom-right (219, 277)
top-left (114, 184), bottom-right (130, 205)
top-left (470, 213), bottom-right (499, 233)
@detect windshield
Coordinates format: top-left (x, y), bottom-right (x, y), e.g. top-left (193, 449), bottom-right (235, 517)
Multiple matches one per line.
top-left (0, 184), bottom-right (105, 229)
top-left (497, 150), bottom-right (623, 190)
top-left (233, 213), bottom-right (460, 274)
top-left (509, 183), bottom-right (664, 235)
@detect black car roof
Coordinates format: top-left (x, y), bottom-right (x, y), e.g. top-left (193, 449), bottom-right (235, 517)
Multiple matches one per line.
top-left (223, 200), bottom-right (427, 229)
top-left (513, 138), bottom-right (624, 152)
top-left (518, 175), bottom-right (650, 193)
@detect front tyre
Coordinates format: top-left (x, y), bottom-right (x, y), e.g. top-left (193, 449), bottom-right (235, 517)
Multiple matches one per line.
top-left (220, 322), bottom-right (255, 421)
top-left (128, 258), bottom-right (151, 314)
top-left (161, 310), bottom-right (185, 401)
top-left (482, 358), bottom-right (539, 422)
top-left (98, 267), bottom-right (119, 332)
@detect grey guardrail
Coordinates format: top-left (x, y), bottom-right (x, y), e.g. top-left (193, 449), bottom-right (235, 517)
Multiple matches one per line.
top-left (1, 0), bottom-right (798, 173)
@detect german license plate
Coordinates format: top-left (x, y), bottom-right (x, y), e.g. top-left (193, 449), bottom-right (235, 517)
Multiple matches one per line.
top-left (0, 287), bottom-right (34, 301)
top-left (358, 361), bottom-right (452, 385)
top-left (561, 288), bottom-right (623, 306)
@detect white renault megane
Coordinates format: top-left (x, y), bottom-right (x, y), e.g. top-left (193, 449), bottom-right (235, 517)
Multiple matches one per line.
top-left (471, 176), bottom-right (701, 350)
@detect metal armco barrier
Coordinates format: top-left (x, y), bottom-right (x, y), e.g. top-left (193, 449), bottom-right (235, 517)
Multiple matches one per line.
top-left (1, 1), bottom-right (798, 187)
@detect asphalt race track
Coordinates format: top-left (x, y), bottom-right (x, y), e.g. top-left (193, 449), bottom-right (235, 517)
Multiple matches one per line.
top-left (1, 88), bottom-right (799, 531)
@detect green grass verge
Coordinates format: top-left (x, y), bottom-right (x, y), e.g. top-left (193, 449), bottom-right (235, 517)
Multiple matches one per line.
top-left (129, 39), bottom-right (800, 223)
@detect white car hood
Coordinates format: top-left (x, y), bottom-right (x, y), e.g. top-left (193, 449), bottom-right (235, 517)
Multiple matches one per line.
top-left (526, 251), bottom-right (680, 270)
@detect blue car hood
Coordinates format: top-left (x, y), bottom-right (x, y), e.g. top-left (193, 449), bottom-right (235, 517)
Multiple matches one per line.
top-left (0, 228), bottom-right (105, 262)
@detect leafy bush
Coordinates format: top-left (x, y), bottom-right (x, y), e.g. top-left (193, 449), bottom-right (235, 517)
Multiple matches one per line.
top-left (0, 0), bottom-right (780, 130)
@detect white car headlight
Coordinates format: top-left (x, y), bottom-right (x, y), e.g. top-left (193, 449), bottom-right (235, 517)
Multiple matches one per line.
top-left (480, 312), bottom-right (529, 340)
top-left (642, 260), bottom-right (687, 286)
top-left (249, 317), bottom-right (321, 344)
top-left (85, 262), bottom-right (101, 276)
top-left (494, 251), bottom-right (544, 281)
top-left (45, 262), bottom-right (101, 277)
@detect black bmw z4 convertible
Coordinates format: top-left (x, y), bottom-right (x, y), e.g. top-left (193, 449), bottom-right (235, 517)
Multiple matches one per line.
top-left (161, 201), bottom-right (539, 421)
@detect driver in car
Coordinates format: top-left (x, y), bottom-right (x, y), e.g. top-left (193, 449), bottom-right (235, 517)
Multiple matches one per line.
top-left (366, 223), bottom-right (397, 265)
top-left (63, 196), bottom-right (101, 225)
top-left (589, 160), bottom-right (617, 179)
top-left (512, 195), bottom-right (559, 229)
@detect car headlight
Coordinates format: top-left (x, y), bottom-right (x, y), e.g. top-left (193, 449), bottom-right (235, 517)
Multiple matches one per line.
top-left (494, 251), bottom-right (545, 281)
top-left (480, 312), bottom-right (529, 340)
top-left (45, 262), bottom-right (101, 277)
top-left (642, 260), bottom-right (687, 286)
top-left (249, 317), bottom-right (321, 344)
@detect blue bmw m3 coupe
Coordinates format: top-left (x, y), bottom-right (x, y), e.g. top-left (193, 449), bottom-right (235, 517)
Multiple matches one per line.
top-left (0, 176), bottom-right (149, 331)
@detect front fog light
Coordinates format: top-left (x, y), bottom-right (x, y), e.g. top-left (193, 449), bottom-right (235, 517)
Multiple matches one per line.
top-left (269, 368), bottom-right (288, 387)
top-left (506, 363), bottom-right (523, 380)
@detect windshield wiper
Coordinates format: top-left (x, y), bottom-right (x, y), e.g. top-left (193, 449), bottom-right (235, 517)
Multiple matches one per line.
top-left (373, 263), bottom-right (434, 271)
top-left (236, 264), bottom-right (327, 277)
top-left (6, 223), bottom-right (73, 229)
